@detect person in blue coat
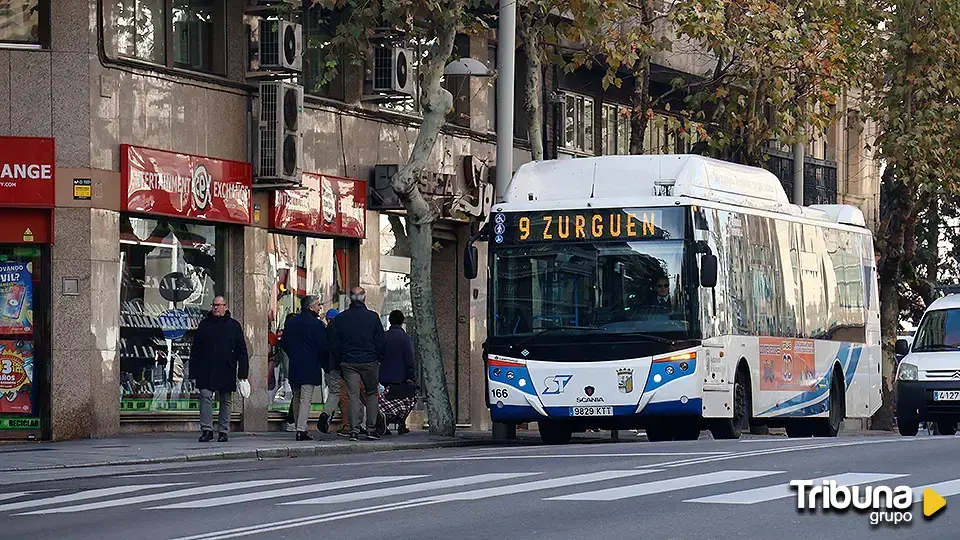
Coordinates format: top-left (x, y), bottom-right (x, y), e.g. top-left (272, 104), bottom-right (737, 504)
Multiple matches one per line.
top-left (381, 310), bottom-right (415, 386)
top-left (280, 295), bottom-right (329, 440)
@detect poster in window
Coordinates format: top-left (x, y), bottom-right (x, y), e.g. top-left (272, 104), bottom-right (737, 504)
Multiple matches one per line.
top-left (0, 341), bottom-right (33, 415)
top-left (0, 262), bottom-right (33, 335)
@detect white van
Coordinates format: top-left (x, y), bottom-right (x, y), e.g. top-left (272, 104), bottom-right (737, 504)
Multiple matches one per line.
top-left (895, 294), bottom-right (960, 436)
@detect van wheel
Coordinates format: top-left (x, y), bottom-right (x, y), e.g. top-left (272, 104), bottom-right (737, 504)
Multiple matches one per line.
top-left (933, 422), bottom-right (957, 436)
top-left (710, 366), bottom-right (750, 440)
top-left (897, 416), bottom-right (919, 436)
top-left (538, 420), bottom-right (572, 445)
top-left (813, 368), bottom-right (844, 437)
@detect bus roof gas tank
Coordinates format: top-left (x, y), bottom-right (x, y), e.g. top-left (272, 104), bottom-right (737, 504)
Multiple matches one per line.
top-left (502, 154), bottom-right (792, 214)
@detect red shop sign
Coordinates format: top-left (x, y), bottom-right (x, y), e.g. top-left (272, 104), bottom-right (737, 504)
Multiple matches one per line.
top-left (121, 145), bottom-right (252, 225)
top-left (0, 137), bottom-right (55, 208)
top-left (271, 173), bottom-right (367, 239)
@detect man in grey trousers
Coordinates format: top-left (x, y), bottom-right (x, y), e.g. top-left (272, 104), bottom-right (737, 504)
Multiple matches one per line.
top-left (279, 295), bottom-right (328, 440)
top-left (329, 287), bottom-right (385, 441)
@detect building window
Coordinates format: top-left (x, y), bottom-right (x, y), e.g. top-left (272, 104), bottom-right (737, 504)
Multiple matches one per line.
top-left (119, 217), bottom-right (230, 414)
top-left (0, 0), bottom-right (50, 48)
top-left (107, 0), bottom-right (226, 75)
top-left (562, 92), bottom-right (594, 154)
top-left (602, 103), bottom-right (631, 155)
top-left (303, 5), bottom-right (345, 100)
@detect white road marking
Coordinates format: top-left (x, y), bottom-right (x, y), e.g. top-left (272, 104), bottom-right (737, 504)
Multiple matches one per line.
top-left (18, 479), bottom-right (309, 515)
top-left (912, 478), bottom-right (960, 502)
top-left (546, 470), bottom-right (783, 501)
top-left (148, 475), bottom-right (426, 509)
top-left (167, 470), bottom-right (659, 540)
top-left (684, 472), bottom-right (907, 505)
top-left (0, 483), bottom-right (190, 513)
top-left (281, 473), bottom-right (538, 505)
top-left (306, 452), bottom-right (731, 468)
top-left (0, 491), bottom-right (54, 502)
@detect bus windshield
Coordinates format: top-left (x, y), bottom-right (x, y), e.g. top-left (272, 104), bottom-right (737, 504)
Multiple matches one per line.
top-left (492, 240), bottom-right (696, 339)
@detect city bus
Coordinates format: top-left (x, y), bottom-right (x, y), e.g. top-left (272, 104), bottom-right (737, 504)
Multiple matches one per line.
top-left (463, 155), bottom-right (881, 444)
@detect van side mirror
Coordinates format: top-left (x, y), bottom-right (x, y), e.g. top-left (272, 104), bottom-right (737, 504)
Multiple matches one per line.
top-left (700, 254), bottom-right (718, 288)
top-left (895, 339), bottom-right (910, 356)
top-left (464, 244), bottom-right (479, 280)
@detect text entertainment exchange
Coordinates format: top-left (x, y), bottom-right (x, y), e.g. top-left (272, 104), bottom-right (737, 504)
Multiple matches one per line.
top-left (130, 170), bottom-right (250, 202)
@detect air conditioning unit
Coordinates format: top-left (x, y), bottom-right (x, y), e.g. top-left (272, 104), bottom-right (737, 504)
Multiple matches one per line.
top-left (257, 81), bottom-right (303, 185)
top-left (371, 47), bottom-right (415, 97)
top-left (370, 164), bottom-right (403, 210)
top-left (259, 20), bottom-right (302, 72)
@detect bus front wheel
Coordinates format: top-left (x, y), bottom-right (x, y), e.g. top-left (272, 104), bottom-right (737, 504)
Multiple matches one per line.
top-left (538, 420), bottom-right (572, 445)
top-left (710, 366), bottom-right (751, 440)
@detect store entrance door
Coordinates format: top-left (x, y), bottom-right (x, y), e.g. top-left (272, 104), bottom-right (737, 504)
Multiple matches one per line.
top-left (0, 245), bottom-right (49, 440)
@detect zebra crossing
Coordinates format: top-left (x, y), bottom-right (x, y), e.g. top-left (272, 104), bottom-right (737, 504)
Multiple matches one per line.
top-left (5, 467), bottom-right (960, 517)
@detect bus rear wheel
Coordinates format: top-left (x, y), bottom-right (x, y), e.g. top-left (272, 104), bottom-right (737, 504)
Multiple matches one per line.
top-left (812, 369), bottom-right (844, 437)
top-left (538, 420), bottom-right (572, 445)
top-left (710, 366), bottom-right (750, 440)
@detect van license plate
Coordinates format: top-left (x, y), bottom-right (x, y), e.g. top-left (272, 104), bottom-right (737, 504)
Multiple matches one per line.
top-left (570, 406), bottom-right (613, 416)
top-left (933, 391), bottom-right (960, 401)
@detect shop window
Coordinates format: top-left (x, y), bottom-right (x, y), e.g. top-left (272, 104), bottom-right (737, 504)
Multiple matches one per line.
top-left (0, 0), bottom-right (50, 48)
top-left (119, 217), bottom-right (229, 414)
top-left (0, 246), bottom-right (43, 435)
top-left (267, 234), bottom-right (344, 417)
top-left (107, 0), bottom-right (226, 75)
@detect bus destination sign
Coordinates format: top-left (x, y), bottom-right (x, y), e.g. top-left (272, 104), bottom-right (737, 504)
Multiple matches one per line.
top-left (491, 207), bottom-right (684, 245)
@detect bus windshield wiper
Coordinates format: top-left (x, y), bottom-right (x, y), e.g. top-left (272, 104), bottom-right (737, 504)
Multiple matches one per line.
top-left (597, 329), bottom-right (680, 345)
top-left (508, 326), bottom-right (601, 349)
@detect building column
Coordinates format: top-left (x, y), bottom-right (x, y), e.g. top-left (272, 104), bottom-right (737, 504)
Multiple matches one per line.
top-left (50, 208), bottom-right (121, 440)
top-left (233, 226), bottom-right (270, 432)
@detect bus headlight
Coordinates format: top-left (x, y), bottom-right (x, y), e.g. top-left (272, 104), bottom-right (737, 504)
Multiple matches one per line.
top-left (897, 362), bottom-right (918, 381)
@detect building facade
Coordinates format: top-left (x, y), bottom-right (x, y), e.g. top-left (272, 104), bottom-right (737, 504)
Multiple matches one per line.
top-left (0, 1), bottom-right (880, 441)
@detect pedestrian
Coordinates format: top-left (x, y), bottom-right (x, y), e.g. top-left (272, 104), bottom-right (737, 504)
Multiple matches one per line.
top-left (329, 287), bottom-right (385, 441)
top-left (381, 310), bottom-right (415, 386)
top-left (381, 310), bottom-right (416, 435)
top-left (280, 295), bottom-right (329, 441)
top-left (190, 296), bottom-right (249, 443)
top-left (316, 307), bottom-right (342, 434)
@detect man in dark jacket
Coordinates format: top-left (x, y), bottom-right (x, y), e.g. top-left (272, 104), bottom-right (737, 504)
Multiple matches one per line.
top-left (280, 295), bottom-right (328, 441)
top-left (381, 310), bottom-right (415, 385)
top-left (317, 308), bottom-right (341, 434)
top-left (329, 287), bottom-right (385, 441)
top-left (190, 296), bottom-right (249, 443)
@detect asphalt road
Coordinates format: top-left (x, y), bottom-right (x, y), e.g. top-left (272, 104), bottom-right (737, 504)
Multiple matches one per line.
top-left (2, 431), bottom-right (958, 540)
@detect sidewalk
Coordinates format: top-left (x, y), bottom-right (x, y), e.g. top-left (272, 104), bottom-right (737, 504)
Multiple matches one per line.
top-left (0, 425), bottom-right (898, 474)
top-left (0, 430), bottom-right (525, 473)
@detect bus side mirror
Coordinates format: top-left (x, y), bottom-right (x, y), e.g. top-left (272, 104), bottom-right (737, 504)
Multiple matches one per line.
top-left (700, 254), bottom-right (718, 288)
top-left (464, 244), bottom-right (479, 280)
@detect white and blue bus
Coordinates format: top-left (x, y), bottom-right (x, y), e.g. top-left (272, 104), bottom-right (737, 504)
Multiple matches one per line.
top-left (464, 155), bottom-right (881, 444)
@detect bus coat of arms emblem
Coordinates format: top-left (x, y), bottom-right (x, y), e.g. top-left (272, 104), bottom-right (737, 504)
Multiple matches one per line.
top-left (617, 368), bottom-right (634, 394)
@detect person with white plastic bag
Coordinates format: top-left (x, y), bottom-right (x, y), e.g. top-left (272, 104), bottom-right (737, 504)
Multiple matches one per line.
top-left (189, 295), bottom-right (249, 443)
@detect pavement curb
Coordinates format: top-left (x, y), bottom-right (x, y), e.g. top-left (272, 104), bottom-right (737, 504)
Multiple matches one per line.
top-left (0, 437), bottom-right (501, 472)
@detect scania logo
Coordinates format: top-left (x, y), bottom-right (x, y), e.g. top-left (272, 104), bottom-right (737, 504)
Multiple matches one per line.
top-left (584, 386), bottom-right (595, 396)
top-left (577, 396), bottom-right (605, 403)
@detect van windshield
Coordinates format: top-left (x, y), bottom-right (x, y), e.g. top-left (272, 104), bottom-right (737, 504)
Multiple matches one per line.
top-left (913, 309), bottom-right (960, 352)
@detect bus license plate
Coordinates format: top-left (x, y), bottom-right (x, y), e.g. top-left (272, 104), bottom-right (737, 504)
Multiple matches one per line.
top-left (933, 390), bottom-right (960, 401)
top-left (570, 406), bottom-right (613, 417)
